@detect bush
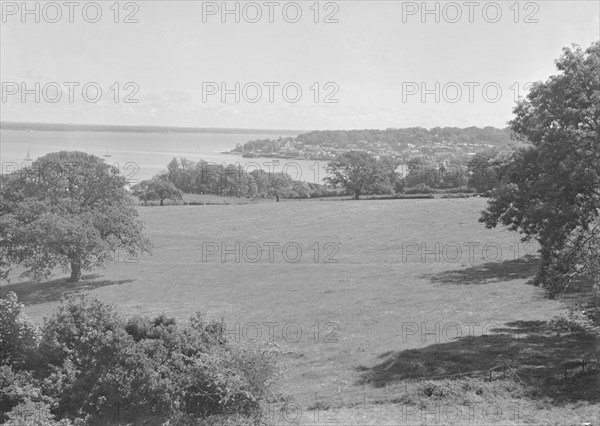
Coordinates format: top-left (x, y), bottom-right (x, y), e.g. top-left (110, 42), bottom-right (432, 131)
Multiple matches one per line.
top-left (0, 292), bottom-right (39, 369)
top-left (444, 186), bottom-right (475, 194)
top-left (392, 194), bottom-right (435, 200)
top-left (404, 184), bottom-right (434, 194)
top-left (550, 297), bottom-right (600, 335)
top-left (1, 293), bottom-right (280, 425)
top-left (309, 187), bottom-right (345, 198)
top-left (582, 295), bottom-right (600, 329)
top-left (441, 193), bottom-right (473, 198)
top-left (390, 377), bottom-right (523, 407)
top-left (4, 400), bottom-right (73, 426)
top-left (0, 366), bottom-right (50, 423)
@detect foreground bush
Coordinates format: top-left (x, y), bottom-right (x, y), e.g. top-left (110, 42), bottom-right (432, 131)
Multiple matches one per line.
top-left (3, 400), bottom-right (73, 426)
top-left (0, 366), bottom-right (50, 422)
top-left (0, 293), bottom-right (39, 369)
top-left (0, 292), bottom-right (280, 425)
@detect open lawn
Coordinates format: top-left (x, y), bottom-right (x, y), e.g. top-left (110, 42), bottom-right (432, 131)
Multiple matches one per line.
top-left (2, 197), bottom-right (598, 425)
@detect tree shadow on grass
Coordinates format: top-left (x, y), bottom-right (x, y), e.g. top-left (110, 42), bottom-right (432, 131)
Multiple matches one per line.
top-left (357, 320), bottom-right (599, 403)
top-left (0, 274), bottom-right (133, 306)
top-left (422, 255), bottom-right (539, 285)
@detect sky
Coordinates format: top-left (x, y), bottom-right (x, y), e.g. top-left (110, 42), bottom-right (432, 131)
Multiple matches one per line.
top-left (1, 0), bottom-right (599, 131)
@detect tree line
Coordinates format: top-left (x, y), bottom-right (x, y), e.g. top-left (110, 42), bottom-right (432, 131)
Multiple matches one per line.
top-left (132, 157), bottom-right (345, 204)
top-left (132, 150), bottom-right (512, 205)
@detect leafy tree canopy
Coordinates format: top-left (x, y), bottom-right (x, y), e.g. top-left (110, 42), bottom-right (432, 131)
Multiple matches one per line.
top-left (132, 178), bottom-right (182, 206)
top-left (325, 151), bottom-right (400, 199)
top-left (480, 42), bottom-right (600, 295)
top-left (0, 151), bottom-right (152, 282)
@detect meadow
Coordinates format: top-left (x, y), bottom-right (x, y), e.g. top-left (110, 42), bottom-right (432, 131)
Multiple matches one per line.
top-left (3, 197), bottom-right (597, 425)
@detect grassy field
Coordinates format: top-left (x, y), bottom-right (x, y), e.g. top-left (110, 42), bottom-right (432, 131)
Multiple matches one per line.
top-left (2, 197), bottom-right (598, 425)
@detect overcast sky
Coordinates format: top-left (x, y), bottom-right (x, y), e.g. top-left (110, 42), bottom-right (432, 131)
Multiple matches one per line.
top-left (1, 1), bottom-right (598, 130)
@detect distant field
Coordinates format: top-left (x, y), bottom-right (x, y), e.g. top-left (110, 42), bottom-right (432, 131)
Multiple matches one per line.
top-left (3, 197), bottom-right (597, 425)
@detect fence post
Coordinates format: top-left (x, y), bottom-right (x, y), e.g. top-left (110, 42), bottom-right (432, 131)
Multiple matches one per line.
top-left (489, 370), bottom-right (492, 382)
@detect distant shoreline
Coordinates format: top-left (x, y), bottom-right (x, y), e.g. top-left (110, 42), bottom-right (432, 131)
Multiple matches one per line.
top-left (0, 121), bottom-right (304, 136)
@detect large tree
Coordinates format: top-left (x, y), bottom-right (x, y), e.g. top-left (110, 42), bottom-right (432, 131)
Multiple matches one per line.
top-left (0, 151), bottom-right (152, 283)
top-left (250, 170), bottom-right (293, 201)
top-left (325, 151), bottom-right (396, 199)
top-left (132, 178), bottom-right (182, 206)
top-left (480, 42), bottom-right (600, 295)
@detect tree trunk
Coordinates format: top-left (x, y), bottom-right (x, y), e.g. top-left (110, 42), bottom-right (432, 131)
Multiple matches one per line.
top-left (160, 199), bottom-right (164, 206)
top-left (354, 191), bottom-right (360, 200)
top-left (69, 252), bottom-right (82, 283)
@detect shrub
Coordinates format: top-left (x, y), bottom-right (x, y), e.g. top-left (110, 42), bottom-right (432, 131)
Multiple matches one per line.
top-left (441, 193), bottom-right (473, 198)
top-left (550, 298), bottom-right (600, 336)
top-left (4, 400), bottom-right (73, 426)
top-left (392, 194), bottom-right (435, 199)
top-left (404, 184), bottom-right (433, 194)
top-left (582, 295), bottom-right (600, 329)
top-left (0, 366), bottom-right (49, 423)
top-left (444, 186), bottom-right (475, 194)
top-left (390, 378), bottom-right (524, 408)
top-left (36, 296), bottom-right (130, 421)
top-left (309, 187), bottom-right (345, 198)
top-left (0, 292), bottom-right (39, 369)
top-left (29, 295), bottom-right (280, 424)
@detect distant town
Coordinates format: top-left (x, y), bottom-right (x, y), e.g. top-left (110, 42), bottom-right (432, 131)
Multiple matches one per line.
top-left (226, 126), bottom-right (520, 164)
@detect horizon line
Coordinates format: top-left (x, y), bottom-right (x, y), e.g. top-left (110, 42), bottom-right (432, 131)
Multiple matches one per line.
top-left (0, 121), bottom-right (308, 135)
top-left (1, 121), bottom-right (511, 134)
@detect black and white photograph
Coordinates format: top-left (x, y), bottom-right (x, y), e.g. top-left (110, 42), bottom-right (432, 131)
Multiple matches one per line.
top-left (1, 1), bottom-right (599, 424)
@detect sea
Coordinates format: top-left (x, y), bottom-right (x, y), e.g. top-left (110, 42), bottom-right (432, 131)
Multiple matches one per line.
top-left (0, 129), bottom-right (331, 184)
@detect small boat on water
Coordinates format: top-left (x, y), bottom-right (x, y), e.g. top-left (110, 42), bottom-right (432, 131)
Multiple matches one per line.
top-left (103, 145), bottom-right (112, 158)
top-left (24, 149), bottom-right (32, 161)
